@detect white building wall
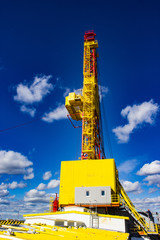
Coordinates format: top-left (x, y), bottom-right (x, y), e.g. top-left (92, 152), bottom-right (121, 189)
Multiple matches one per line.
top-left (99, 216), bottom-right (126, 232)
top-left (25, 211), bottom-right (127, 233)
top-left (75, 186), bottom-right (111, 205)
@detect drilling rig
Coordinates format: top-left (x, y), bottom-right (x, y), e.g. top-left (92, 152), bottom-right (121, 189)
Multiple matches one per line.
top-left (59, 31), bottom-right (159, 237)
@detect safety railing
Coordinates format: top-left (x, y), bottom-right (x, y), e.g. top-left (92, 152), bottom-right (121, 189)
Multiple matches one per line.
top-left (156, 224), bottom-right (160, 233)
top-left (118, 180), bottom-right (159, 234)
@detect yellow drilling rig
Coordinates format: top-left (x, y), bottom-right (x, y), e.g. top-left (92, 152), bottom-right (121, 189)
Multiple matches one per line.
top-left (59, 30), bottom-right (159, 237)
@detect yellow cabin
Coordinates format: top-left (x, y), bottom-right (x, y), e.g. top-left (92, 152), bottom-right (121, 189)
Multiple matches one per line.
top-left (59, 159), bottom-right (119, 208)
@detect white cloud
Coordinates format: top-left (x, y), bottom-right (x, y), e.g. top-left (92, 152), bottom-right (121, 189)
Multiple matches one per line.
top-left (42, 104), bottom-right (68, 123)
top-left (99, 85), bottom-right (109, 101)
top-left (7, 195), bottom-right (16, 199)
top-left (42, 85), bottom-right (108, 123)
top-left (0, 193), bottom-right (58, 219)
top-left (112, 100), bottom-right (159, 143)
top-left (0, 150), bottom-right (33, 175)
top-left (131, 198), bottom-right (159, 215)
top-left (137, 160), bottom-right (160, 176)
top-left (133, 196), bottom-right (160, 213)
top-left (0, 183), bottom-right (7, 190)
top-left (20, 105), bottom-right (36, 117)
top-left (47, 179), bottom-right (60, 189)
top-left (8, 181), bottom-right (27, 189)
top-left (0, 190), bottom-right (9, 197)
top-left (118, 159), bottom-right (138, 174)
top-left (73, 88), bottom-right (83, 95)
top-left (24, 167), bottom-right (34, 180)
top-left (62, 87), bottom-right (71, 97)
top-left (25, 189), bottom-right (45, 198)
top-left (14, 75), bottom-right (53, 104)
top-left (134, 196), bottom-right (160, 204)
top-left (43, 171), bottom-right (52, 180)
top-left (73, 85), bottom-right (108, 101)
top-left (0, 198), bottom-right (9, 204)
top-left (143, 174), bottom-right (160, 187)
top-left (37, 179), bottom-right (60, 190)
top-left (37, 183), bottom-right (46, 190)
top-left (0, 181), bottom-right (27, 190)
top-left (121, 180), bottom-right (142, 194)
top-left (148, 188), bottom-right (158, 194)
top-left (24, 189), bottom-right (49, 203)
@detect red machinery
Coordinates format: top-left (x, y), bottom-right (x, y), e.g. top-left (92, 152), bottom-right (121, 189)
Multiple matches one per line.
top-left (51, 193), bottom-right (59, 212)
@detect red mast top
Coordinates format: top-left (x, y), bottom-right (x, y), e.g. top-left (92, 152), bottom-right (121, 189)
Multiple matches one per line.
top-left (84, 30), bottom-right (96, 41)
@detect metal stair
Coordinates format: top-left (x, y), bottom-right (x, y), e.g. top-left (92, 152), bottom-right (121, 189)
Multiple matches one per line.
top-left (92, 215), bottom-right (99, 229)
top-left (118, 180), bottom-right (158, 235)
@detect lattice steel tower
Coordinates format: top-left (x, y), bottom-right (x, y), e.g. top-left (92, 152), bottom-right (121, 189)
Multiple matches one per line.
top-left (65, 30), bottom-right (105, 160)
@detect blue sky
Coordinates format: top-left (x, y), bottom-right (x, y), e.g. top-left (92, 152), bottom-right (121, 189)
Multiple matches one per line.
top-left (0, 0), bottom-right (160, 219)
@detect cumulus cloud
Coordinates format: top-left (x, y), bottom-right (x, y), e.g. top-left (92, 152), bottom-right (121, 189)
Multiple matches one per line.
top-left (8, 181), bottom-right (27, 189)
top-left (0, 150), bottom-right (33, 176)
top-left (20, 105), bottom-right (36, 117)
top-left (14, 75), bottom-right (53, 104)
top-left (132, 197), bottom-right (160, 212)
top-left (0, 181), bottom-right (27, 190)
top-left (37, 183), bottom-right (46, 190)
top-left (137, 160), bottom-right (160, 176)
top-left (24, 167), bottom-right (34, 180)
top-left (112, 100), bottom-right (159, 143)
top-left (118, 159), bottom-right (138, 174)
top-left (143, 174), bottom-right (160, 187)
top-left (42, 104), bottom-right (68, 123)
top-left (24, 189), bottom-right (49, 203)
top-left (121, 180), bottom-right (142, 194)
top-left (0, 183), bottom-right (8, 190)
top-left (133, 196), bottom-right (160, 212)
top-left (47, 179), bottom-right (60, 189)
top-left (37, 179), bottom-right (60, 190)
top-left (0, 198), bottom-right (9, 205)
top-left (134, 196), bottom-right (160, 204)
top-left (0, 190), bottom-right (9, 197)
top-left (43, 171), bottom-right (52, 180)
top-left (0, 193), bottom-right (57, 219)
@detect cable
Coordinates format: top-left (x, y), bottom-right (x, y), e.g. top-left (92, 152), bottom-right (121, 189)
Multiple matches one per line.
top-left (101, 93), bottom-right (113, 158)
top-left (0, 117), bottom-right (42, 133)
top-left (97, 57), bottom-right (113, 158)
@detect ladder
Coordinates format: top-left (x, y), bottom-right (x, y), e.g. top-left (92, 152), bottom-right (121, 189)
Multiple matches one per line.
top-left (91, 214), bottom-right (99, 229)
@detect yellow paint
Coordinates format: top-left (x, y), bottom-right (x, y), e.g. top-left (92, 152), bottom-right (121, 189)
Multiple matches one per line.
top-left (59, 159), bottom-right (117, 206)
top-left (0, 224), bottom-right (130, 240)
top-left (82, 39), bottom-right (100, 159)
top-left (24, 211), bottom-right (129, 220)
top-left (0, 220), bottom-right (23, 225)
top-left (118, 181), bottom-right (159, 234)
top-left (21, 33), bottom-right (159, 237)
top-left (65, 93), bottom-right (83, 121)
top-left (65, 33), bottom-right (103, 160)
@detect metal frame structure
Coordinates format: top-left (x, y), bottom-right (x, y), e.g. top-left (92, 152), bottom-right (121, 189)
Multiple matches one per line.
top-left (65, 30), bottom-right (105, 160)
top-left (64, 31), bottom-right (159, 236)
top-left (82, 31), bottom-right (100, 159)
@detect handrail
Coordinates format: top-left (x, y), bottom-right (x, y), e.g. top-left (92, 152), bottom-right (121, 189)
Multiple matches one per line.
top-left (118, 180), bottom-right (158, 234)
